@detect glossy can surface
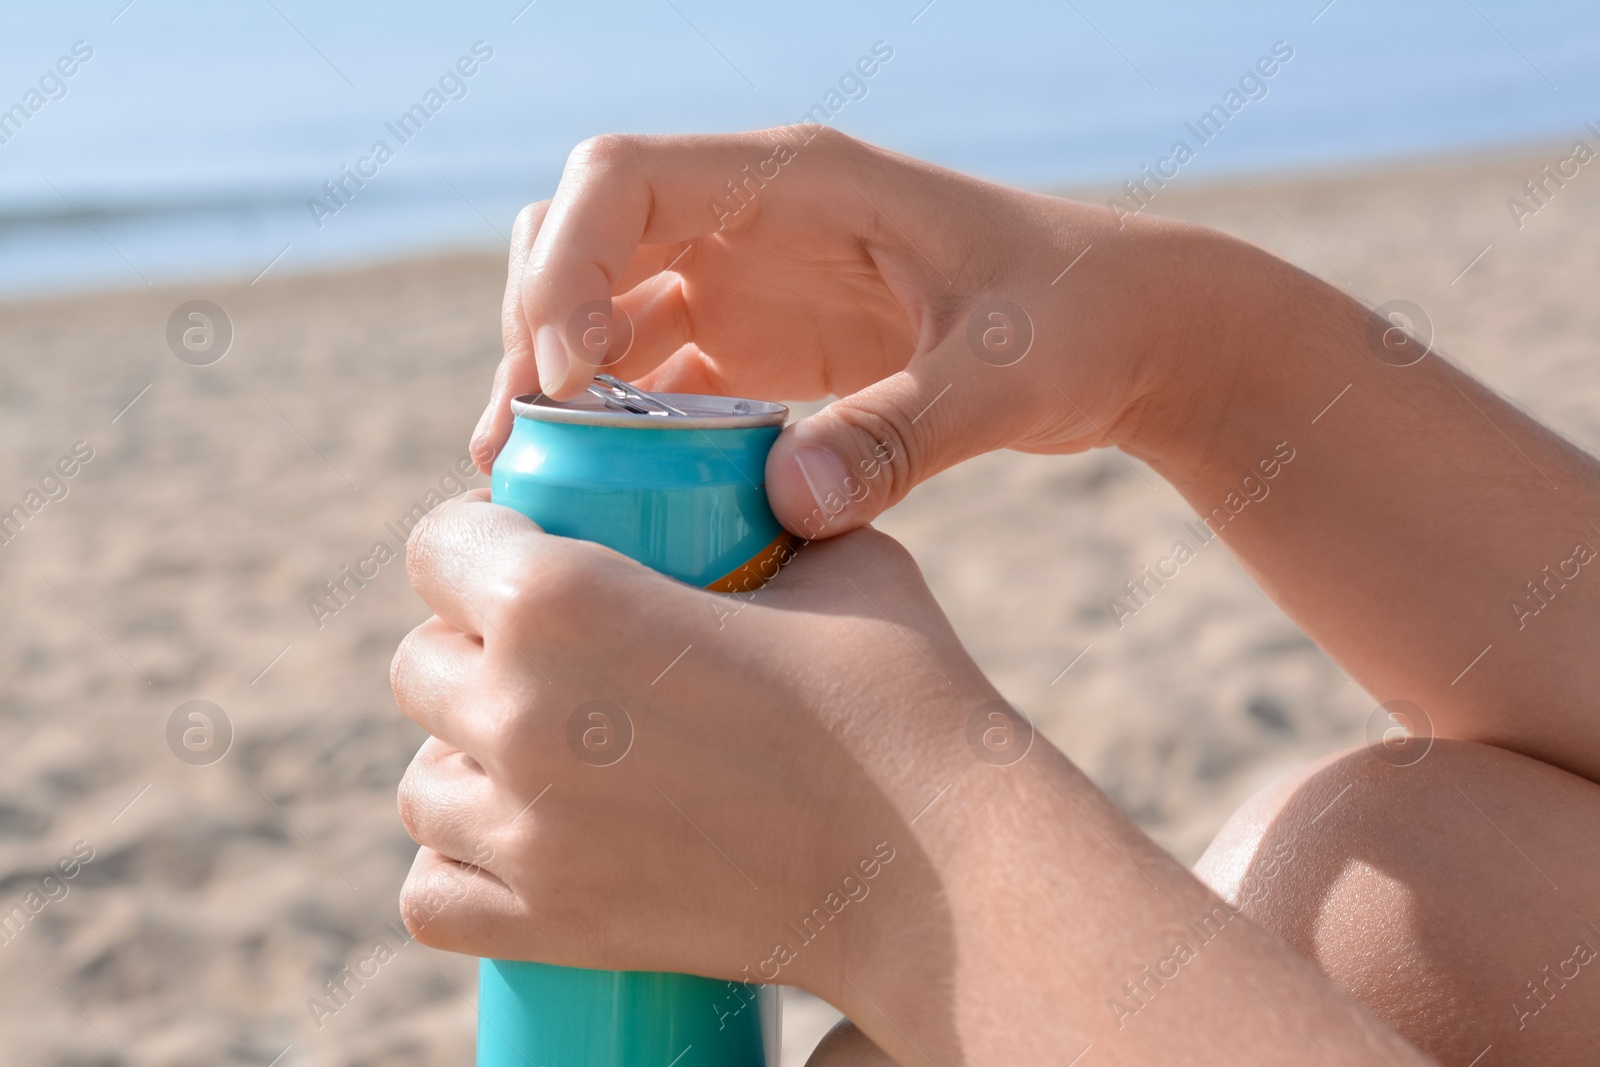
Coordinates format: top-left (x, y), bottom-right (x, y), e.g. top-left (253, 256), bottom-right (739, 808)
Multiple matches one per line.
top-left (477, 961), bottom-right (778, 1067)
top-left (480, 383), bottom-right (791, 1067)
top-left (492, 392), bottom-right (792, 589)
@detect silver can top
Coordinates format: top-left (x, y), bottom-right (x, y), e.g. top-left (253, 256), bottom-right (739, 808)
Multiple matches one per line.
top-left (510, 375), bottom-right (788, 429)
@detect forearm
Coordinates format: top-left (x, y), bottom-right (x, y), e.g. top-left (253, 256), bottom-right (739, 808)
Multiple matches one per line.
top-left (1120, 231), bottom-right (1600, 781)
top-left (839, 746), bottom-right (1427, 1065)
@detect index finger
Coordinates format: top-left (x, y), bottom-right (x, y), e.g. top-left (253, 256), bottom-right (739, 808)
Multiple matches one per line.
top-left (476, 126), bottom-right (832, 463)
top-left (403, 488), bottom-right (644, 664)
top-left (404, 489), bottom-right (544, 640)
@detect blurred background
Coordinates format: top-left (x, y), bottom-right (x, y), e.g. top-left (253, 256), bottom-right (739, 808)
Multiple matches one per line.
top-left (3, 1), bottom-right (1599, 1064)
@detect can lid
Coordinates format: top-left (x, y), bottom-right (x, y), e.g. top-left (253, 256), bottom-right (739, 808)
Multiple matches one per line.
top-left (510, 375), bottom-right (788, 429)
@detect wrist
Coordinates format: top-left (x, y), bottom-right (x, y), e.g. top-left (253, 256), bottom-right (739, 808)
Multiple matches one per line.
top-left (994, 207), bottom-right (1280, 472)
top-left (1097, 220), bottom-right (1293, 474)
top-left (827, 742), bottom-right (1123, 1062)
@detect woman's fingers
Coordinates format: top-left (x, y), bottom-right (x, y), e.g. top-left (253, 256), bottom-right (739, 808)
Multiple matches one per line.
top-left (634, 345), bottom-right (729, 397)
top-left (519, 129), bottom-right (841, 402)
top-left (765, 347), bottom-right (1020, 539)
top-left (611, 239), bottom-right (695, 295)
top-left (587, 271), bottom-right (694, 384)
top-left (400, 846), bottom-right (524, 954)
top-left (474, 128), bottom-right (1016, 542)
top-left (391, 616), bottom-right (482, 752)
top-left (403, 489), bottom-right (647, 692)
top-left (474, 201), bottom-right (552, 472)
top-left (397, 737), bottom-right (502, 867)
top-left (474, 210), bottom-right (695, 472)
top-left (402, 489), bottom-right (543, 638)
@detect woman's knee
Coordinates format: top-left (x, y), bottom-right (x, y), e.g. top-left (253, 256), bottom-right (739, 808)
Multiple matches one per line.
top-left (1196, 738), bottom-right (1600, 1064)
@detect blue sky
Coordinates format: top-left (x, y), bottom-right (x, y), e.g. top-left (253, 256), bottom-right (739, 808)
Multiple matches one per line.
top-left (3, 0), bottom-right (1597, 292)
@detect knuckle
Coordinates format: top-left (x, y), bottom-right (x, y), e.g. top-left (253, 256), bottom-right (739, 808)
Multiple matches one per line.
top-left (816, 123), bottom-right (858, 157)
top-left (831, 401), bottom-right (918, 506)
top-left (783, 122), bottom-right (854, 158)
top-left (487, 737), bottom-right (544, 793)
top-left (511, 200), bottom-right (546, 240)
top-left (403, 508), bottom-right (446, 588)
top-left (489, 540), bottom-right (607, 635)
top-left (397, 873), bottom-right (443, 942)
top-left (395, 764), bottom-right (423, 841)
top-left (390, 622), bottom-right (427, 703)
top-left (501, 289), bottom-right (535, 355)
top-left (404, 494), bottom-right (481, 588)
top-left (398, 893), bottom-right (427, 941)
top-left (501, 303), bottom-right (530, 355)
top-left (567, 132), bottom-right (635, 173)
top-left (478, 691), bottom-right (541, 776)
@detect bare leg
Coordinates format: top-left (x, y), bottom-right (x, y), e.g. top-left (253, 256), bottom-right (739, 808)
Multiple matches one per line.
top-left (809, 739), bottom-right (1600, 1066)
top-left (1195, 739), bottom-right (1600, 1065)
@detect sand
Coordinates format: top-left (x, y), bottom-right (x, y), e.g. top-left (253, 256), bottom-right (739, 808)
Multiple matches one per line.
top-left (2, 144), bottom-right (1598, 1065)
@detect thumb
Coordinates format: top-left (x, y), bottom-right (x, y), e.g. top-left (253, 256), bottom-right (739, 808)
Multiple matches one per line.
top-left (765, 367), bottom-right (1003, 539)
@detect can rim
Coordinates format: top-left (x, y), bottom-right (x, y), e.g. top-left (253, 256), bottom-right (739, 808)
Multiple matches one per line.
top-left (510, 391), bottom-right (788, 429)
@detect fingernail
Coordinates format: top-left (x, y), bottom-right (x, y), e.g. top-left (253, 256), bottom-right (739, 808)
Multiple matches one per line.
top-left (534, 324), bottom-right (570, 396)
top-left (792, 446), bottom-right (854, 526)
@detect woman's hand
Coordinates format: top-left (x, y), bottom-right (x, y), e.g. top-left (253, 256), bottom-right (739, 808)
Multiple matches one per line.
top-left (391, 490), bottom-right (990, 1005)
top-left (390, 493), bottom-right (1432, 1067)
top-left (472, 126), bottom-right (1246, 539)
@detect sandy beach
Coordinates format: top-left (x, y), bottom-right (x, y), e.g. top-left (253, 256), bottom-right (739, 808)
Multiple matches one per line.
top-left (3, 145), bottom-right (1598, 1065)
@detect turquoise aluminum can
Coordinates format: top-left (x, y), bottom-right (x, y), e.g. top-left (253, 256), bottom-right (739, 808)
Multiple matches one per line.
top-left (483, 376), bottom-right (794, 1067)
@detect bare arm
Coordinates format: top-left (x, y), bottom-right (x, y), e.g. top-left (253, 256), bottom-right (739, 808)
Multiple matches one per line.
top-left (1119, 236), bottom-right (1600, 782)
top-left (418, 129), bottom-right (1600, 1065)
top-left (399, 501), bottom-right (1434, 1066)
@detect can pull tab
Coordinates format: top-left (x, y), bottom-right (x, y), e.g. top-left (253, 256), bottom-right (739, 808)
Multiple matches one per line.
top-left (587, 374), bottom-right (687, 417)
